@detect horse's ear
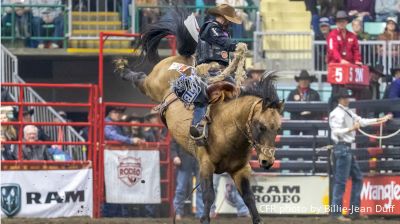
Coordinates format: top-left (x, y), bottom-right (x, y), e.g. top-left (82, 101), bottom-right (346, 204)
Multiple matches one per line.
top-left (277, 100), bottom-right (285, 114)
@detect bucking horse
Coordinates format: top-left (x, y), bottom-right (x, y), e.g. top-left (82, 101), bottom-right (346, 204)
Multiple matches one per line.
top-left (115, 7), bottom-right (284, 224)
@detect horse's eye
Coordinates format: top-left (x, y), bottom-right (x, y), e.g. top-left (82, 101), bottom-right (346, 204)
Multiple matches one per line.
top-left (277, 128), bottom-right (281, 132)
top-left (259, 125), bottom-right (267, 132)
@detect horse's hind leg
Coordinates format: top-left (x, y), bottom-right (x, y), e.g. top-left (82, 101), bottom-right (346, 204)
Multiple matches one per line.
top-left (197, 149), bottom-right (215, 224)
top-left (231, 164), bottom-right (263, 224)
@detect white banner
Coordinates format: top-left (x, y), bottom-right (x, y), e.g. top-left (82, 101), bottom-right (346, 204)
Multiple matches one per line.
top-left (214, 175), bottom-right (329, 215)
top-left (1, 169), bottom-right (93, 218)
top-left (104, 150), bottom-right (161, 204)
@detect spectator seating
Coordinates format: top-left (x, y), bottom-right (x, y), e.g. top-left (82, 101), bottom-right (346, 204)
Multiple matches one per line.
top-left (364, 22), bottom-right (387, 36)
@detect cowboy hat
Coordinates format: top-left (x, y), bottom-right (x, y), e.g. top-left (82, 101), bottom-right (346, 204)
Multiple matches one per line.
top-left (334, 10), bottom-right (350, 22)
top-left (335, 88), bottom-right (352, 99)
top-left (125, 113), bottom-right (143, 122)
top-left (369, 64), bottom-right (385, 76)
top-left (247, 63), bottom-right (265, 76)
top-left (207, 4), bottom-right (242, 24)
top-left (294, 70), bottom-right (317, 82)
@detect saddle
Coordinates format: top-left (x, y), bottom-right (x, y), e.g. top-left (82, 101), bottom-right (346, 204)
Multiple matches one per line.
top-left (206, 81), bottom-right (238, 104)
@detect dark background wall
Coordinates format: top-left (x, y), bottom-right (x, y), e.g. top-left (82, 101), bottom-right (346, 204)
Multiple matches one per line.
top-left (17, 55), bottom-right (158, 120)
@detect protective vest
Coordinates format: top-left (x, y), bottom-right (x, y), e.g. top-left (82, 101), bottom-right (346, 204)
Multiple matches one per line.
top-left (196, 21), bottom-right (230, 66)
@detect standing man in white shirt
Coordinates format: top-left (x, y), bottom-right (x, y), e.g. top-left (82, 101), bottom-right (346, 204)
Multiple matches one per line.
top-left (329, 88), bottom-right (392, 222)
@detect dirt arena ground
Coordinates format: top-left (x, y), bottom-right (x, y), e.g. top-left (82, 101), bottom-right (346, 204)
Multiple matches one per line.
top-left (2, 216), bottom-right (400, 224)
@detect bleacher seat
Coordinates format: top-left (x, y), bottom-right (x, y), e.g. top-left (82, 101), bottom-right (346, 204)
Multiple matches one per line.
top-left (364, 22), bottom-right (386, 36)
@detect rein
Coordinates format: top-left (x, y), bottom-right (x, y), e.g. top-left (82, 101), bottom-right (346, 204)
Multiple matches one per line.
top-left (234, 99), bottom-right (263, 149)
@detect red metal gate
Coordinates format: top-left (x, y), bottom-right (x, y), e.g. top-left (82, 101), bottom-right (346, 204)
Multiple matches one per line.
top-left (1, 82), bottom-right (99, 216)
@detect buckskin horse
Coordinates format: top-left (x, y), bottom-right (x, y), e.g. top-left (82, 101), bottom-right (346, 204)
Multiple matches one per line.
top-left (115, 8), bottom-right (283, 224)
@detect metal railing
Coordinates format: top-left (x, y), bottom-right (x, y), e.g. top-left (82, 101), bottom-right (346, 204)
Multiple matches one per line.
top-left (68, 1), bottom-right (259, 43)
top-left (1, 4), bottom-right (68, 48)
top-left (388, 40), bottom-right (400, 71)
top-left (253, 31), bottom-right (314, 74)
top-left (253, 32), bottom-right (399, 75)
top-left (313, 40), bottom-right (388, 75)
top-left (1, 44), bottom-right (87, 160)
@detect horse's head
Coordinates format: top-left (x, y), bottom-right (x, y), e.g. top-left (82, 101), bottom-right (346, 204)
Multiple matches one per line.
top-left (250, 100), bottom-right (284, 169)
top-left (241, 71), bottom-right (284, 169)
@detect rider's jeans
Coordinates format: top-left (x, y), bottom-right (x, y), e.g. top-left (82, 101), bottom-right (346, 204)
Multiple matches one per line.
top-left (192, 102), bottom-right (207, 126)
top-left (331, 143), bottom-right (363, 217)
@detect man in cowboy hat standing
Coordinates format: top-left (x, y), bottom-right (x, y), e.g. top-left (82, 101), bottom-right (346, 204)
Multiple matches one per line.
top-left (329, 88), bottom-right (392, 222)
top-left (327, 10), bottom-right (362, 65)
top-left (287, 70), bottom-right (322, 135)
top-left (191, 4), bottom-right (243, 139)
top-left (327, 10), bottom-right (363, 108)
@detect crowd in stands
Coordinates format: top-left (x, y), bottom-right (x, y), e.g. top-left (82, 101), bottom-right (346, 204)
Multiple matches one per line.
top-left (1, 87), bottom-right (74, 161)
top-left (307, 0), bottom-right (400, 41)
top-left (1, 0), bottom-right (257, 48)
top-left (1, 0), bottom-right (65, 48)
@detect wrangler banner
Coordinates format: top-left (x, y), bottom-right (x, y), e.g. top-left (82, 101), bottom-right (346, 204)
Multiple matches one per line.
top-left (104, 150), bottom-right (161, 204)
top-left (343, 175), bottom-right (400, 215)
top-left (212, 175), bottom-right (329, 215)
top-left (1, 169), bottom-right (93, 218)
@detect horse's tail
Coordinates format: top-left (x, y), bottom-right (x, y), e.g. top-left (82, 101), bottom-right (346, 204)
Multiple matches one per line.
top-left (140, 7), bottom-right (198, 64)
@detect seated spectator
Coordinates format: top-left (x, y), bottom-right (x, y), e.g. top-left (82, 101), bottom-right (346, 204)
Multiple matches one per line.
top-left (31, 0), bottom-right (64, 49)
top-left (368, 65), bottom-right (385, 100)
top-left (378, 17), bottom-right (400, 65)
top-left (16, 107), bottom-right (50, 141)
top-left (375, 0), bottom-right (400, 22)
top-left (352, 19), bottom-right (370, 40)
top-left (125, 113), bottom-right (145, 139)
top-left (1, 131), bottom-right (17, 160)
top-left (319, 0), bottom-right (345, 23)
top-left (315, 17), bottom-right (331, 40)
top-left (287, 70), bottom-right (322, 135)
top-left (1, 106), bottom-right (17, 141)
top-left (142, 108), bottom-right (161, 142)
top-left (1, 0), bottom-right (31, 41)
top-left (347, 0), bottom-right (375, 22)
top-left (104, 106), bottom-right (142, 145)
top-left (125, 0), bottom-right (160, 31)
top-left (22, 125), bottom-right (52, 160)
top-left (1, 87), bottom-right (13, 102)
top-left (47, 144), bottom-right (71, 161)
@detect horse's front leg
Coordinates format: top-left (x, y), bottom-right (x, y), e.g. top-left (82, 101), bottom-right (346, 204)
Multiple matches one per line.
top-left (231, 164), bottom-right (263, 224)
top-left (197, 148), bottom-right (215, 224)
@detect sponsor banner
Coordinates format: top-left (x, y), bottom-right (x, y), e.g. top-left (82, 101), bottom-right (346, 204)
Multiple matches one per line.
top-left (343, 175), bottom-right (400, 215)
top-left (213, 175), bottom-right (329, 214)
top-left (1, 169), bottom-right (93, 218)
top-left (104, 150), bottom-right (161, 204)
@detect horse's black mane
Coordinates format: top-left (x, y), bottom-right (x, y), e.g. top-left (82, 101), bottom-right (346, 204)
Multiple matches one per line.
top-left (240, 72), bottom-right (281, 109)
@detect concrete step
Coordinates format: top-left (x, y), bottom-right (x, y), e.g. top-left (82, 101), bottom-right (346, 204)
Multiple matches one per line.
top-left (72, 29), bottom-right (127, 36)
top-left (71, 11), bottom-right (120, 22)
top-left (68, 39), bottom-right (132, 48)
top-left (72, 21), bottom-right (122, 30)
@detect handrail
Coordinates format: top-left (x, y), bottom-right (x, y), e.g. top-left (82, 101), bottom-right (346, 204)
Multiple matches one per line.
top-left (1, 45), bottom-right (88, 161)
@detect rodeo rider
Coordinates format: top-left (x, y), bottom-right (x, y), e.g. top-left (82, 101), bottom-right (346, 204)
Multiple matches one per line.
top-left (329, 88), bottom-right (392, 222)
top-left (190, 4), bottom-right (243, 140)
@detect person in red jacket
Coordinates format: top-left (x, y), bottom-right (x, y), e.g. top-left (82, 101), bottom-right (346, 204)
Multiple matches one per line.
top-left (327, 11), bottom-right (362, 65)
